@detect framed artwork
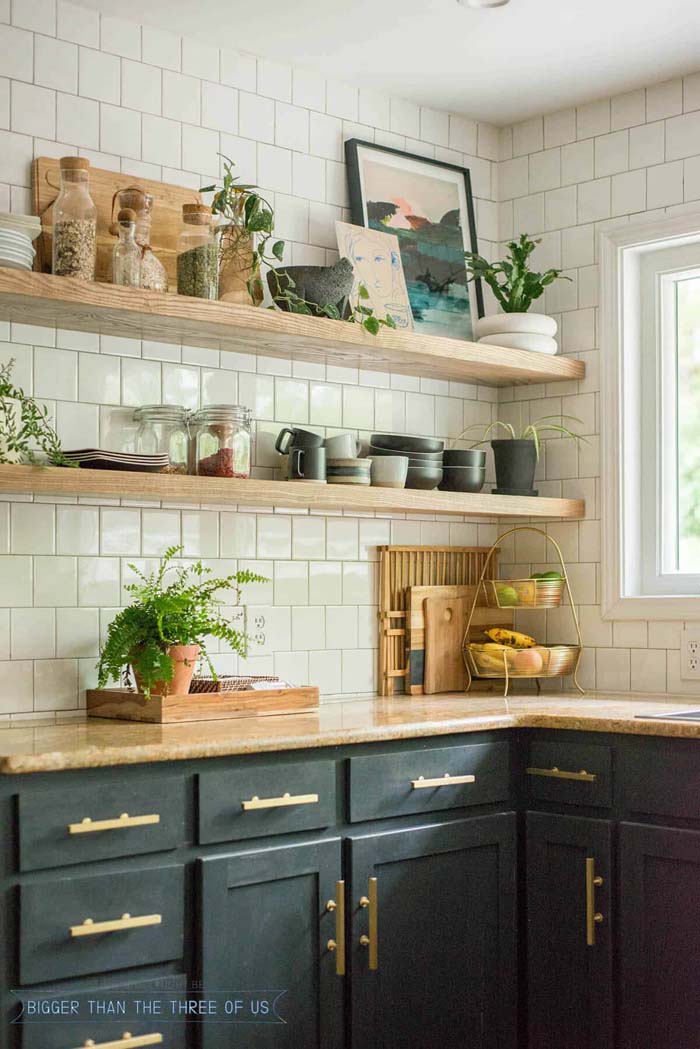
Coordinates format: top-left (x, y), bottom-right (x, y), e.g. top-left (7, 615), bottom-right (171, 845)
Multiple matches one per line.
top-left (335, 220), bottom-right (414, 331)
top-left (345, 139), bottom-right (484, 341)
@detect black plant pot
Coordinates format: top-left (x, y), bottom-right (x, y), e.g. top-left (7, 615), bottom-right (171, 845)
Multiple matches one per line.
top-left (491, 439), bottom-right (537, 494)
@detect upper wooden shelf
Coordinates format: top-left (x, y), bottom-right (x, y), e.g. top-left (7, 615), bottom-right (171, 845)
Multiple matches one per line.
top-left (0, 271), bottom-right (585, 387)
top-left (0, 465), bottom-right (585, 520)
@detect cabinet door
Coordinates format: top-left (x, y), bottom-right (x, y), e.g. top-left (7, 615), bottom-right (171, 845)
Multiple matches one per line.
top-left (619, 822), bottom-right (700, 1049)
top-left (349, 813), bottom-right (517, 1049)
top-left (199, 838), bottom-right (343, 1049)
top-left (526, 812), bottom-right (612, 1049)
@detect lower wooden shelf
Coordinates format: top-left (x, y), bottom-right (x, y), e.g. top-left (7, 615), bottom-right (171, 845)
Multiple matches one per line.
top-left (0, 465), bottom-right (585, 519)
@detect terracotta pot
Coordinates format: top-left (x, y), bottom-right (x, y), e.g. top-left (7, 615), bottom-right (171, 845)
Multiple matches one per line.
top-left (218, 226), bottom-right (263, 305)
top-left (133, 644), bottom-right (200, 696)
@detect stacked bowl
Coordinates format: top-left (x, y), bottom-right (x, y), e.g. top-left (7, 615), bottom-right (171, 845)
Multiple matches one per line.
top-left (369, 434), bottom-right (443, 490)
top-left (0, 213), bottom-right (40, 271)
top-left (439, 449), bottom-right (486, 493)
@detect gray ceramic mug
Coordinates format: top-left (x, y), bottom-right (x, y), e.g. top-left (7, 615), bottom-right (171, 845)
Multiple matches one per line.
top-left (275, 426), bottom-right (324, 455)
top-left (324, 433), bottom-right (360, 459)
top-left (290, 445), bottom-right (326, 481)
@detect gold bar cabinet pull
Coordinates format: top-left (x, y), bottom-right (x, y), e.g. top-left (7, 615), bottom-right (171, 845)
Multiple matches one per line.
top-left (325, 879), bottom-right (346, 976)
top-left (526, 766), bottom-right (597, 782)
top-left (69, 913), bottom-right (162, 938)
top-left (68, 813), bottom-right (160, 835)
top-left (411, 773), bottom-right (476, 790)
top-left (359, 876), bottom-right (379, 971)
top-left (76, 1034), bottom-right (163, 1049)
top-left (241, 792), bottom-right (319, 811)
top-left (585, 857), bottom-right (604, 946)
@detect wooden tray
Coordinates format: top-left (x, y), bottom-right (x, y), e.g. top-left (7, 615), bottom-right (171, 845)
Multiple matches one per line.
top-left (32, 158), bottom-right (200, 287)
top-left (86, 686), bottom-right (319, 724)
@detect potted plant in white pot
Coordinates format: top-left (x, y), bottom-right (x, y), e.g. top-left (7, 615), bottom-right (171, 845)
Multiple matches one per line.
top-left (97, 546), bottom-right (267, 698)
top-left (464, 234), bottom-right (571, 354)
top-left (465, 415), bottom-right (586, 495)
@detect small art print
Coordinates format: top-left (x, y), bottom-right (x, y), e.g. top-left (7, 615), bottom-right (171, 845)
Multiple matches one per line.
top-left (335, 220), bottom-right (413, 331)
top-left (345, 139), bottom-right (483, 341)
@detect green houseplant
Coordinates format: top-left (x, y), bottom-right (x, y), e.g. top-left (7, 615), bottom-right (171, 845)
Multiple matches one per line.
top-left (462, 416), bottom-right (586, 495)
top-left (201, 155), bottom-right (284, 306)
top-left (0, 358), bottom-right (74, 466)
top-left (97, 547), bottom-right (267, 697)
top-left (464, 234), bottom-right (571, 354)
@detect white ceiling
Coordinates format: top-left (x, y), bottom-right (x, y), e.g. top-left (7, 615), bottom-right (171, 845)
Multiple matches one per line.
top-left (81, 0), bottom-right (700, 124)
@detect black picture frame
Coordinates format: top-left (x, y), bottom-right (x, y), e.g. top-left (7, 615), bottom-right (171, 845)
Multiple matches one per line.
top-left (344, 138), bottom-right (484, 334)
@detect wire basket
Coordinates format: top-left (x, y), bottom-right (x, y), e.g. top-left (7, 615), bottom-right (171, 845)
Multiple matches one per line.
top-left (480, 576), bottom-right (565, 609)
top-left (465, 644), bottom-right (581, 680)
top-left (190, 675), bottom-right (281, 694)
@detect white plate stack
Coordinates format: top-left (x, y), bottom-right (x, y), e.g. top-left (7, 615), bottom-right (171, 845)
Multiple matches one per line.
top-left (0, 213), bottom-right (41, 272)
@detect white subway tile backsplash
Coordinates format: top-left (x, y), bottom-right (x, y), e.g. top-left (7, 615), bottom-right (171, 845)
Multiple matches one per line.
top-left (182, 37), bottom-right (219, 81)
top-left (577, 98), bottom-right (610, 139)
top-left (35, 34), bottom-right (77, 92)
top-left (561, 138), bottom-right (594, 185)
top-left (0, 24), bottom-right (33, 81)
top-left (11, 608), bottom-right (55, 659)
top-left (646, 78), bottom-right (683, 121)
top-left (257, 58), bottom-right (292, 103)
top-left (647, 159), bottom-right (684, 207)
top-left (79, 46), bottom-right (120, 103)
top-left (293, 67), bottom-right (325, 112)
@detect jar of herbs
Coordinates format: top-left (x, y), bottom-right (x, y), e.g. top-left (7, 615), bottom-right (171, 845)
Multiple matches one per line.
top-left (192, 405), bottom-right (252, 478)
top-left (177, 204), bottom-right (218, 299)
top-left (134, 405), bottom-right (190, 474)
top-left (52, 156), bottom-right (97, 280)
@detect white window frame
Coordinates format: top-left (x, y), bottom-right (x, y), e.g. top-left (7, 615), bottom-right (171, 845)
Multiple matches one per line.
top-left (601, 211), bottom-right (700, 620)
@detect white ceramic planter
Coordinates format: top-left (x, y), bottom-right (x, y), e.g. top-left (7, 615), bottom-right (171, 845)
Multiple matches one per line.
top-left (0, 398), bottom-right (21, 463)
top-left (475, 312), bottom-right (557, 339)
top-left (478, 332), bottom-right (558, 355)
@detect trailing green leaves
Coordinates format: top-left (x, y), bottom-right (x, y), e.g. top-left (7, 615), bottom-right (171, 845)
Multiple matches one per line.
top-left (0, 358), bottom-right (75, 467)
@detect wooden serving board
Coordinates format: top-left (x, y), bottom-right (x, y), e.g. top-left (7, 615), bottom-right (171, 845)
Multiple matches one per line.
top-left (406, 584), bottom-right (513, 695)
top-left (87, 686), bottom-right (319, 723)
top-left (423, 595), bottom-right (470, 695)
top-left (32, 158), bottom-right (201, 287)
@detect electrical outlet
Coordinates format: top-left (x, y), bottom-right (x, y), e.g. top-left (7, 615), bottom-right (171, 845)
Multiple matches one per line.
top-left (681, 630), bottom-right (700, 679)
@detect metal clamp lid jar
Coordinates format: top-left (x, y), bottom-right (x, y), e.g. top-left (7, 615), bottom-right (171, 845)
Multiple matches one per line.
top-left (192, 405), bottom-right (252, 478)
top-left (134, 404), bottom-right (190, 474)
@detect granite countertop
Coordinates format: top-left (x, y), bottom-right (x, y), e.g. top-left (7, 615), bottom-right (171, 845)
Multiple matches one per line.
top-left (2, 692), bottom-right (700, 773)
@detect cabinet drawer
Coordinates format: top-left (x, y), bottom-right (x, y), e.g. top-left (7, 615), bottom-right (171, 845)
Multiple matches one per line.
top-left (19, 975), bottom-right (188, 1049)
top-left (20, 865), bottom-right (184, 985)
top-left (18, 777), bottom-right (186, 871)
top-left (198, 760), bottom-right (336, 844)
top-left (526, 740), bottom-right (612, 808)
top-left (619, 744), bottom-right (700, 820)
top-left (348, 741), bottom-right (510, 823)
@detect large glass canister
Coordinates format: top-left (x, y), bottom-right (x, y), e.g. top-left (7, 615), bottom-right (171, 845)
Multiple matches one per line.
top-left (177, 204), bottom-right (218, 299)
top-left (133, 405), bottom-right (190, 474)
top-left (193, 405), bottom-right (252, 478)
top-left (52, 156), bottom-right (97, 280)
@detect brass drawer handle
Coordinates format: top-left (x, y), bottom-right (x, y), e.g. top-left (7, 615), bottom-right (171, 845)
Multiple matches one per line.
top-left (326, 879), bottom-right (346, 976)
top-left (585, 857), bottom-right (604, 946)
top-left (411, 773), bottom-right (476, 789)
top-left (76, 1035), bottom-right (163, 1049)
top-left (359, 876), bottom-right (378, 971)
top-left (68, 813), bottom-right (161, 835)
top-left (70, 913), bottom-right (162, 938)
top-left (526, 766), bottom-right (597, 782)
top-left (241, 792), bottom-right (319, 811)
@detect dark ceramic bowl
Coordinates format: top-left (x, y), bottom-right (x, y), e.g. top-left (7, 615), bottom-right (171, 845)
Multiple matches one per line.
top-left (405, 465), bottom-right (443, 490)
top-left (369, 445), bottom-right (443, 462)
top-left (438, 466), bottom-right (486, 493)
top-left (442, 448), bottom-right (486, 468)
top-left (371, 433), bottom-right (444, 454)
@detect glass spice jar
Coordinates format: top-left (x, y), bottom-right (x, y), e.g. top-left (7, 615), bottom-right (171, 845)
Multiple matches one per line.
top-left (115, 187), bottom-right (168, 292)
top-left (192, 405), bottom-right (252, 478)
top-left (52, 156), bottom-right (97, 280)
top-left (112, 208), bottom-right (141, 287)
top-left (177, 204), bottom-right (218, 299)
top-left (134, 405), bottom-right (190, 474)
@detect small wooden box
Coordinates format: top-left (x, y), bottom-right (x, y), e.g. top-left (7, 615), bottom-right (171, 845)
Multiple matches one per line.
top-left (86, 686), bottom-right (320, 724)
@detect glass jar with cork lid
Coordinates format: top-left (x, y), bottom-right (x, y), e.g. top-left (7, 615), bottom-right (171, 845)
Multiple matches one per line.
top-left (192, 405), bottom-right (252, 478)
top-left (113, 186), bottom-right (168, 292)
top-left (177, 204), bottom-right (218, 299)
top-left (52, 156), bottom-right (97, 280)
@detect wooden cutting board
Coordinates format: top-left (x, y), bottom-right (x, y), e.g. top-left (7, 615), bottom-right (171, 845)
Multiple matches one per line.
top-left (423, 594), bottom-right (514, 694)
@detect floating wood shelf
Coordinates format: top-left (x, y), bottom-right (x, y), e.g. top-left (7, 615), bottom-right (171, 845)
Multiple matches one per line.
top-left (0, 466), bottom-right (585, 520)
top-left (0, 271), bottom-right (585, 387)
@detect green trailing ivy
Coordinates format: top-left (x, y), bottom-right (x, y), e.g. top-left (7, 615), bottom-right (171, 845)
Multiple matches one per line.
top-left (464, 233), bottom-right (571, 313)
top-left (348, 283), bottom-right (397, 335)
top-left (97, 546), bottom-right (268, 697)
top-left (0, 358), bottom-right (74, 467)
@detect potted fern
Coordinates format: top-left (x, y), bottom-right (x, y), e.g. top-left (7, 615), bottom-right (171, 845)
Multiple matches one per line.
top-left (97, 547), bottom-right (267, 697)
top-left (465, 416), bottom-right (586, 495)
top-left (464, 234), bottom-right (571, 354)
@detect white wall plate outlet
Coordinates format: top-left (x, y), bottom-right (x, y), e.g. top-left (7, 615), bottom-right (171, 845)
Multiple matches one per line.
top-left (681, 630), bottom-right (700, 679)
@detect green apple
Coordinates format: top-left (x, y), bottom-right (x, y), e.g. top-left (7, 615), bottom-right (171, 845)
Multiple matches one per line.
top-left (496, 584), bottom-right (519, 606)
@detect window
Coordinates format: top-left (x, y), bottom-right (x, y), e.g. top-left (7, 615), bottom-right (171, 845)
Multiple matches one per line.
top-left (601, 215), bottom-right (700, 619)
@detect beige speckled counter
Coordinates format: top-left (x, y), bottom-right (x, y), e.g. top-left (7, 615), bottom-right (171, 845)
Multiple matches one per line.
top-left (2, 692), bottom-right (700, 773)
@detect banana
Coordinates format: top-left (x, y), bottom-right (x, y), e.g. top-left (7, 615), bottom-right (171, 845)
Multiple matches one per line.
top-left (483, 627), bottom-right (537, 648)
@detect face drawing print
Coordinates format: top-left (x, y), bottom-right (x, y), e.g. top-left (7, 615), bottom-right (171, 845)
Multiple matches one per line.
top-left (335, 221), bottom-right (413, 330)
